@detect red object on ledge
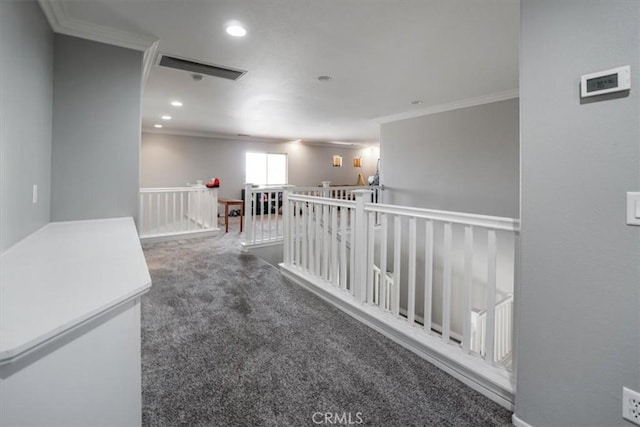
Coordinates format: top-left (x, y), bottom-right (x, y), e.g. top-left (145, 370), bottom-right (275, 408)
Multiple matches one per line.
top-left (206, 177), bottom-right (220, 188)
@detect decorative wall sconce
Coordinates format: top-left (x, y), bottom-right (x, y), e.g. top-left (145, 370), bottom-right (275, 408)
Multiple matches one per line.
top-left (353, 157), bottom-right (362, 168)
top-left (332, 155), bottom-right (342, 167)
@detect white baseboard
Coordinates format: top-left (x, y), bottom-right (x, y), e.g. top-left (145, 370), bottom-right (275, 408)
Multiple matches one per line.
top-left (512, 414), bottom-right (535, 427)
top-left (139, 228), bottom-right (220, 244)
top-left (240, 239), bottom-right (283, 250)
top-left (279, 263), bottom-right (515, 410)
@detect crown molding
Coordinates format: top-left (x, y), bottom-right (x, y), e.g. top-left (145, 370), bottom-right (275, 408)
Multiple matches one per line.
top-left (142, 128), bottom-right (290, 144)
top-left (142, 128), bottom-right (378, 148)
top-left (38, 0), bottom-right (159, 83)
top-left (374, 89), bottom-right (519, 124)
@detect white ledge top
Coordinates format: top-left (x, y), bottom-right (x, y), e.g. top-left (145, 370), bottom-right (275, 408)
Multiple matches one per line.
top-left (0, 217), bottom-right (151, 363)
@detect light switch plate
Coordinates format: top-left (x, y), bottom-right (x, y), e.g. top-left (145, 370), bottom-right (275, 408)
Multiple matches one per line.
top-left (627, 192), bottom-right (640, 226)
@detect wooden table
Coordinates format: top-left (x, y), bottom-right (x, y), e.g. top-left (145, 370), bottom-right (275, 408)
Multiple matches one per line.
top-left (218, 198), bottom-right (244, 232)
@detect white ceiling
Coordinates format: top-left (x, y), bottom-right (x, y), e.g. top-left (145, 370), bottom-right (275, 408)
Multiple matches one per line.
top-left (50, 0), bottom-right (519, 144)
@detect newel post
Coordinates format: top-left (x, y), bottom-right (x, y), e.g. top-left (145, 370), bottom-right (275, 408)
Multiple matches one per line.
top-left (281, 185), bottom-right (295, 265)
top-left (353, 189), bottom-right (373, 303)
top-left (321, 181), bottom-right (331, 198)
top-left (211, 187), bottom-right (219, 229)
top-left (243, 183), bottom-right (253, 245)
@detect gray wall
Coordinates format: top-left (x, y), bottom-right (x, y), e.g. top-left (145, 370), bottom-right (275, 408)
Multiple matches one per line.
top-left (0, 1), bottom-right (53, 251)
top-left (380, 98), bottom-right (519, 218)
top-left (516, 1), bottom-right (640, 426)
top-left (51, 35), bottom-right (142, 223)
top-left (141, 132), bottom-right (378, 199)
top-left (379, 99), bottom-right (518, 335)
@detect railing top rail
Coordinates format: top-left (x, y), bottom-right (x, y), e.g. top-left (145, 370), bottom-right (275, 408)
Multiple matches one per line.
top-left (247, 184), bottom-right (287, 190)
top-left (140, 186), bottom-right (214, 193)
top-left (364, 202), bottom-right (520, 232)
top-left (288, 193), bottom-right (356, 209)
top-left (291, 185), bottom-right (382, 191)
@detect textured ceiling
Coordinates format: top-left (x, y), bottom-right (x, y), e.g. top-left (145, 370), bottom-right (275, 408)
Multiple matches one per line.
top-left (61, 0), bottom-right (519, 144)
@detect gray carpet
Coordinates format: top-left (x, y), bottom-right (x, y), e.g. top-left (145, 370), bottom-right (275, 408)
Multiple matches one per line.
top-left (141, 224), bottom-right (513, 426)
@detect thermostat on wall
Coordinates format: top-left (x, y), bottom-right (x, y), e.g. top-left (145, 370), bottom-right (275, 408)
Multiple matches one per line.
top-left (581, 65), bottom-right (630, 98)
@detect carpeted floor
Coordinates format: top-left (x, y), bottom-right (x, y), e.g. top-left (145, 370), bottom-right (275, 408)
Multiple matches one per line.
top-left (141, 221), bottom-right (513, 426)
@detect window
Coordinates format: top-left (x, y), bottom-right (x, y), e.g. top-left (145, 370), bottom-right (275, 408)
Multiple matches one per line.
top-left (245, 152), bottom-right (288, 185)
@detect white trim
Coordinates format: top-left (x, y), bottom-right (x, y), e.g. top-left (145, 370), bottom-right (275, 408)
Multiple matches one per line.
top-left (512, 414), bottom-right (535, 427)
top-left (280, 263), bottom-right (515, 410)
top-left (142, 129), bottom-right (379, 147)
top-left (38, 0), bottom-right (158, 51)
top-left (374, 89), bottom-right (519, 124)
top-left (139, 228), bottom-right (220, 244)
top-left (142, 41), bottom-right (160, 84)
top-left (241, 239), bottom-right (284, 250)
top-left (142, 128), bottom-right (289, 144)
top-left (38, 0), bottom-right (159, 84)
top-left (365, 202), bottom-right (520, 232)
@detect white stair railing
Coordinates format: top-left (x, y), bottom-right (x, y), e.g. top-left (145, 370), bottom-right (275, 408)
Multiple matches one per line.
top-left (139, 186), bottom-right (218, 240)
top-left (471, 294), bottom-right (514, 364)
top-left (242, 182), bottom-right (383, 247)
top-left (282, 189), bottom-right (519, 368)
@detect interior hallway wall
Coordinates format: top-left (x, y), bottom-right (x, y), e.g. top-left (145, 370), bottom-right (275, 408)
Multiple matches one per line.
top-left (380, 98), bottom-right (519, 218)
top-left (378, 98), bottom-right (519, 336)
top-left (51, 35), bottom-right (142, 224)
top-left (141, 132), bottom-right (379, 200)
top-left (0, 0), bottom-right (53, 251)
top-left (517, 1), bottom-right (640, 425)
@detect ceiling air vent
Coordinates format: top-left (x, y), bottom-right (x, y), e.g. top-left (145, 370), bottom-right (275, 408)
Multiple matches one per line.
top-left (157, 55), bottom-right (246, 81)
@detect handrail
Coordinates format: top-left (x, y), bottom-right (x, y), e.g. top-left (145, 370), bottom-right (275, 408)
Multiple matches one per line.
top-left (288, 193), bottom-right (356, 209)
top-left (364, 202), bottom-right (520, 232)
top-left (140, 186), bottom-right (212, 193)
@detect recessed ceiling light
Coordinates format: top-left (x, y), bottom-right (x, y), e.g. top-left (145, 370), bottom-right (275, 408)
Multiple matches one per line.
top-left (317, 75), bottom-right (333, 82)
top-left (411, 100), bottom-right (423, 105)
top-left (170, 100), bottom-right (183, 107)
top-left (154, 124), bottom-right (163, 128)
top-left (226, 25), bottom-right (247, 37)
top-left (161, 115), bottom-right (172, 120)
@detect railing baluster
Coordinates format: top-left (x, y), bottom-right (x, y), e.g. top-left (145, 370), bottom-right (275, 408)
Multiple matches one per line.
top-left (322, 204), bottom-right (330, 280)
top-left (367, 211), bottom-right (375, 303)
top-left (340, 207), bottom-right (348, 290)
top-left (407, 217), bottom-right (417, 325)
top-left (293, 202), bottom-right (301, 268)
top-left (485, 229), bottom-right (497, 365)
top-left (171, 193), bottom-right (176, 231)
top-left (267, 191), bottom-right (272, 240)
top-left (139, 194), bottom-right (144, 235)
top-left (301, 202), bottom-right (308, 271)
top-left (314, 204), bottom-right (321, 276)
top-left (180, 192), bottom-right (184, 231)
top-left (442, 222), bottom-right (453, 343)
top-left (156, 193), bottom-right (160, 230)
top-left (380, 214), bottom-right (388, 310)
top-left (392, 215), bottom-right (401, 317)
top-left (463, 225), bottom-right (473, 353)
top-left (164, 192), bottom-right (168, 229)
top-left (331, 206), bottom-right (339, 286)
top-left (349, 208), bottom-right (356, 295)
top-left (308, 202), bottom-right (315, 274)
top-left (424, 220), bottom-right (434, 333)
top-left (275, 191), bottom-right (282, 239)
top-left (282, 189), bottom-right (291, 264)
